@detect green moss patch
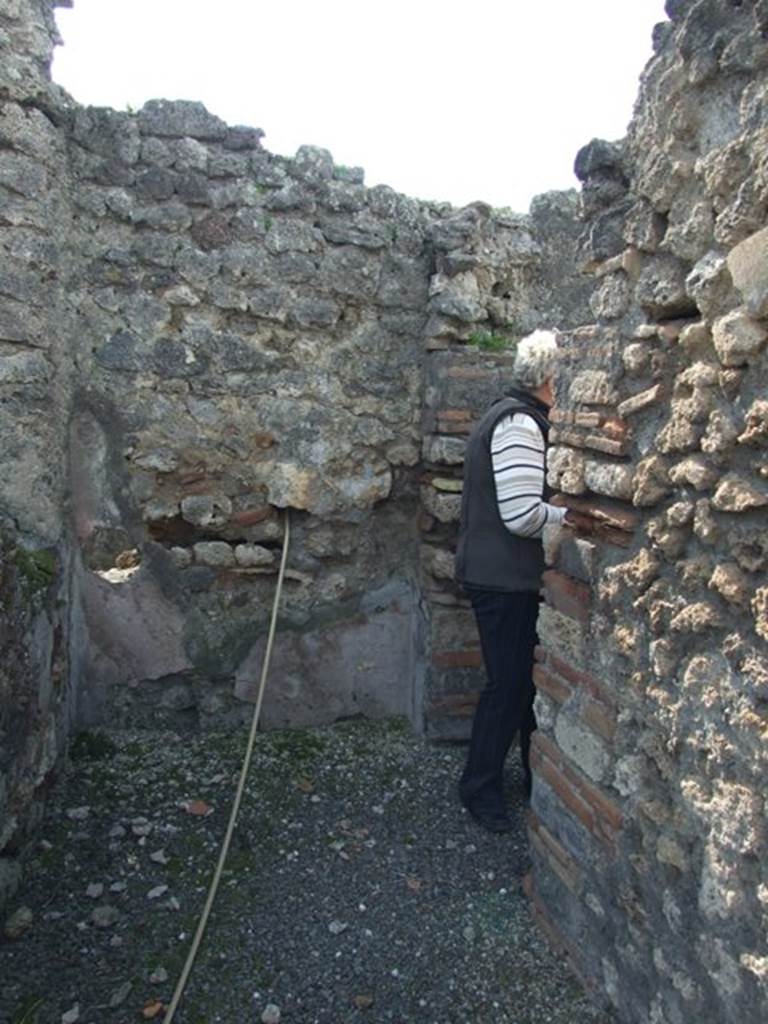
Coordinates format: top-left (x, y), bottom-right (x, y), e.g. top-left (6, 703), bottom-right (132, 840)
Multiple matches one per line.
top-left (12, 548), bottom-right (56, 598)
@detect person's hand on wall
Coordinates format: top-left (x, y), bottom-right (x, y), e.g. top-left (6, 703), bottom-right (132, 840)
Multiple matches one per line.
top-left (563, 509), bottom-right (594, 533)
top-left (549, 494), bottom-right (593, 534)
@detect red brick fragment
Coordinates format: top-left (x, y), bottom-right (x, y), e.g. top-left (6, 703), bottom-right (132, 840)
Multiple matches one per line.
top-left (599, 416), bottom-right (630, 440)
top-left (533, 664), bottom-right (572, 704)
top-left (574, 411), bottom-right (602, 428)
top-left (550, 408), bottom-right (576, 425)
top-left (527, 811), bottom-right (584, 894)
top-left (583, 434), bottom-right (629, 457)
top-left (547, 652), bottom-right (614, 707)
top-left (529, 829), bottom-right (583, 894)
top-left (181, 477), bottom-right (222, 495)
top-left (617, 384), bottom-right (664, 419)
top-left (556, 495), bottom-right (638, 533)
top-left (549, 424), bottom-right (630, 456)
top-left (542, 570), bottom-right (592, 621)
top-left (437, 409), bottom-right (472, 421)
top-left (432, 649), bottom-right (483, 668)
top-left (537, 755), bottom-right (596, 833)
top-left (531, 730), bottom-right (564, 766)
top-left (583, 698), bottom-right (617, 742)
top-left (447, 367), bottom-right (493, 380)
top-left (436, 418), bottom-right (472, 435)
top-left (560, 760), bottom-right (624, 834)
top-left (530, 731), bottom-right (623, 843)
top-left (178, 471), bottom-right (207, 486)
top-left (593, 523), bottom-right (634, 548)
top-left (231, 506), bottom-right (272, 527)
top-left (428, 693), bottom-right (479, 718)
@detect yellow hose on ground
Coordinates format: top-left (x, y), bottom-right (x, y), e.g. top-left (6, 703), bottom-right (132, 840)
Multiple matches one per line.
top-left (162, 509), bottom-right (291, 1024)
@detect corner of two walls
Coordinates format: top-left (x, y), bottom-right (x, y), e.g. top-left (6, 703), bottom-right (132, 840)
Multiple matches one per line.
top-left (526, 3), bottom-right (768, 1022)
top-left (418, 198), bottom-right (592, 738)
top-left (0, 0), bottom-right (593, 909)
top-left (0, 0), bottom-right (608, 913)
top-left (63, 104), bottom-right (590, 740)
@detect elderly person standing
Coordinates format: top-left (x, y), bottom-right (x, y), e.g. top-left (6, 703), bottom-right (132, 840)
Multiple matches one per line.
top-left (455, 328), bottom-right (578, 833)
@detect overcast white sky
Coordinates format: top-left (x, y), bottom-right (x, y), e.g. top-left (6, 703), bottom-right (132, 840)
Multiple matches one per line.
top-left (53, 1), bottom-right (668, 212)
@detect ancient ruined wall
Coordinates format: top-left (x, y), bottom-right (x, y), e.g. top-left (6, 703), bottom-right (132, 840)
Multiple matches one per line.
top-left (418, 197), bottom-right (592, 738)
top-left (0, 0), bottom-right (76, 904)
top-left (65, 99), bottom-right (436, 731)
top-left (0, 2), bottom-right (591, 853)
top-left (527, 2), bottom-right (768, 1022)
top-left (64, 103), bottom-right (590, 736)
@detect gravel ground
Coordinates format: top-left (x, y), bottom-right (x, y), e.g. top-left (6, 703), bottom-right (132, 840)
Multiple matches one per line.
top-left (0, 719), bottom-right (615, 1024)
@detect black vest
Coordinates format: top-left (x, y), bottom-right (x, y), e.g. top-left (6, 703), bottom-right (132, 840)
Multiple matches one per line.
top-left (455, 389), bottom-right (552, 593)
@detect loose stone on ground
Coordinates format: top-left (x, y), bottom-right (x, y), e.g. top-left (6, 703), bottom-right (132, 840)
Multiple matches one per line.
top-left (0, 721), bottom-right (613, 1024)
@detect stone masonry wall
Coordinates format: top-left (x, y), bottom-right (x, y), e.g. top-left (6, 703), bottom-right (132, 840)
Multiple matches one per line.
top-left (65, 99), bottom-right (435, 732)
top-left (526, 3), bottom-right (768, 1022)
top-left (0, 0), bottom-right (590, 903)
top-left (0, 0), bottom-right (77, 904)
top-left (64, 107), bottom-right (589, 736)
top-left (418, 197), bottom-right (592, 738)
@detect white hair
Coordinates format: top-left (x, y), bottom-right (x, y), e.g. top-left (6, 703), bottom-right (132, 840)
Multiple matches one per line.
top-left (511, 329), bottom-right (560, 391)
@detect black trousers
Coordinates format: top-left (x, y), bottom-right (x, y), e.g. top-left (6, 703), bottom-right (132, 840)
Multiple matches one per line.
top-left (459, 589), bottom-right (539, 810)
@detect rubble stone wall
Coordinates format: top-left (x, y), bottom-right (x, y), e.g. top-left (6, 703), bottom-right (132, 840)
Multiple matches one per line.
top-left (417, 196), bottom-right (591, 738)
top-left (64, 106), bottom-right (589, 734)
top-left (65, 98), bottom-right (436, 732)
top-left (526, 3), bottom-right (768, 1022)
top-left (0, 0), bottom-right (589, 902)
top-left (0, 0), bottom-right (77, 907)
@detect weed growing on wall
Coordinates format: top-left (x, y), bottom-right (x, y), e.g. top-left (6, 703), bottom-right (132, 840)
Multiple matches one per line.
top-left (467, 330), bottom-right (517, 353)
top-left (12, 547), bottom-right (56, 600)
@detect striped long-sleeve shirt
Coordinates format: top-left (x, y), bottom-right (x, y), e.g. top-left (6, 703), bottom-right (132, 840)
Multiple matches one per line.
top-left (491, 412), bottom-right (567, 539)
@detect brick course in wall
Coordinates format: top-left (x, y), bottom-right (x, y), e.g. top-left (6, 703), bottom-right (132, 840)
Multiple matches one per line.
top-left (420, 202), bottom-right (592, 739)
top-left (526, 4), bottom-right (768, 1023)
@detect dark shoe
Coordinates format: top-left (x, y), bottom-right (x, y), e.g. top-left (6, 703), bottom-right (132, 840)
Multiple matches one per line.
top-left (460, 794), bottom-right (513, 834)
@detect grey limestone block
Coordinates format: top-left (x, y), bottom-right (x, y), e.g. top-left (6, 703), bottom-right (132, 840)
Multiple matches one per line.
top-left (137, 100), bottom-right (228, 141)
